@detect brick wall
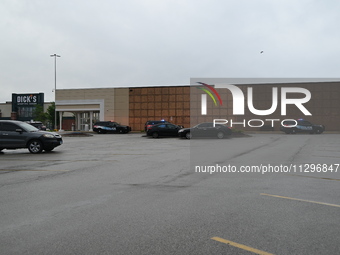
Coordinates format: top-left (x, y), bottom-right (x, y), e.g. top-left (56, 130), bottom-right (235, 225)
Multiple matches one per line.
top-left (129, 86), bottom-right (190, 131)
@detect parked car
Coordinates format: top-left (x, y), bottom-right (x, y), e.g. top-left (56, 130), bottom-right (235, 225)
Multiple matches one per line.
top-left (178, 122), bottom-right (232, 139)
top-left (0, 120), bottom-right (63, 153)
top-left (144, 120), bottom-right (169, 132)
top-left (146, 123), bottom-right (182, 138)
top-left (93, 121), bottom-right (131, 134)
top-left (26, 121), bottom-right (47, 131)
top-left (280, 119), bottom-right (325, 134)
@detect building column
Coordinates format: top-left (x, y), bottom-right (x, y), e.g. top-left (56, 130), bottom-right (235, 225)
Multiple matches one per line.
top-left (59, 111), bottom-right (64, 131)
top-left (89, 111), bottom-right (93, 131)
top-left (77, 113), bottom-right (81, 131)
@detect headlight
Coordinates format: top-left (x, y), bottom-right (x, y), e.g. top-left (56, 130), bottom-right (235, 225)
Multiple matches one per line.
top-left (178, 129), bottom-right (184, 133)
top-left (43, 133), bottom-right (55, 138)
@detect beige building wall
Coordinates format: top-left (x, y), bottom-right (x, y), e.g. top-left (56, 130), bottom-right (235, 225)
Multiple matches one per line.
top-left (0, 102), bottom-right (52, 119)
top-left (56, 87), bottom-right (129, 125)
top-left (0, 102), bottom-right (12, 118)
top-left (114, 88), bottom-right (129, 125)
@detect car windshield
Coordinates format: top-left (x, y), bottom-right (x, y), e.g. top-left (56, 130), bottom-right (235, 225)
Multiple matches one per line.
top-left (17, 122), bottom-right (40, 132)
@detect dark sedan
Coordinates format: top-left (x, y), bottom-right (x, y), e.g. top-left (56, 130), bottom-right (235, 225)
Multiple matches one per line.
top-left (146, 123), bottom-right (182, 138)
top-left (178, 122), bottom-right (232, 139)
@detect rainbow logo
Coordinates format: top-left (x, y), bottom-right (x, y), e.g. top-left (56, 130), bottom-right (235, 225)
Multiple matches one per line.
top-left (196, 82), bottom-right (223, 106)
top-left (196, 82), bottom-right (223, 115)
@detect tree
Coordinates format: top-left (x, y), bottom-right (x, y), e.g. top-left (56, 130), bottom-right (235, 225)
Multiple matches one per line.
top-left (45, 102), bottom-right (59, 129)
top-left (33, 105), bottom-right (47, 122)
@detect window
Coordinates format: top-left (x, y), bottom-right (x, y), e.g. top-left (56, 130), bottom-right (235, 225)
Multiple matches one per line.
top-left (167, 124), bottom-right (177, 129)
top-left (0, 123), bottom-right (19, 131)
top-left (299, 121), bottom-right (312, 126)
top-left (108, 122), bottom-right (118, 127)
top-left (18, 107), bottom-right (34, 118)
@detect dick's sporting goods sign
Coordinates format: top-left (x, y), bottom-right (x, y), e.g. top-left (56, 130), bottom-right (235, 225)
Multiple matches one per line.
top-left (12, 93), bottom-right (44, 113)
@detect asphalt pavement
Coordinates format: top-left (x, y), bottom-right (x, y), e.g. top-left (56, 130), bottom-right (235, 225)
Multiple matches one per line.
top-left (0, 133), bottom-right (339, 254)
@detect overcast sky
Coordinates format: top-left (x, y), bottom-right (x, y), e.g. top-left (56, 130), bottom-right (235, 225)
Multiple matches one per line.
top-left (1, 0), bottom-right (340, 102)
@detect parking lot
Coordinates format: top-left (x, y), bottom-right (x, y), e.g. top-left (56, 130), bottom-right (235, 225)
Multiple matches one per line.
top-left (0, 132), bottom-right (339, 254)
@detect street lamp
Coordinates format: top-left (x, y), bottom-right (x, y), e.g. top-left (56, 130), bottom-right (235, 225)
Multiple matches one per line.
top-left (50, 54), bottom-right (60, 130)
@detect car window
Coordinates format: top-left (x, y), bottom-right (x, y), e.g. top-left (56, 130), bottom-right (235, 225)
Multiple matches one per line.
top-left (0, 123), bottom-right (20, 131)
top-left (157, 124), bottom-right (167, 128)
top-left (96, 122), bottom-right (108, 126)
top-left (299, 121), bottom-right (311, 126)
top-left (17, 122), bottom-right (39, 132)
top-left (147, 121), bottom-right (168, 125)
top-left (282, 121), bottom-right (295, 126)
top-left (167, 124), bottom-right (177, 129)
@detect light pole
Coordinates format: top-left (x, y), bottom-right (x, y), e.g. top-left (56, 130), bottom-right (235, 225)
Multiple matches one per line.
top-left (50, 54), bottom-right (60, 130)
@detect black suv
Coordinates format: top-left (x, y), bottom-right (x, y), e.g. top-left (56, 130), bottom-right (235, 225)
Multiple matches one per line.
top-left (280, 119), bottom-right (325, 134)
top-left (93, 121), bottom-right (131, 134)
top-left (144, 120), bottom-right (169, 132)
top-left (0, 120), bottom-right (63, 153)
top-left (146, 123), bottom-right (182, 138)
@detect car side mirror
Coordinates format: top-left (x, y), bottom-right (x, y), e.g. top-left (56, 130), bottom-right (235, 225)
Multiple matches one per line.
top-left (15, 128), bottom-right (23, 133)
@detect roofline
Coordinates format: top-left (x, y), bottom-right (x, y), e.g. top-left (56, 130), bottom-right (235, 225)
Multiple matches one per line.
top-left (56, 84), bottom-right (190, 91)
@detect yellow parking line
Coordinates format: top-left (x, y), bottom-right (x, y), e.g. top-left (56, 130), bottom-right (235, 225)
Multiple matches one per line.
top-left (0, 169), bottom-right (69, 172)
top-left (261, 193), bottom-right (340, 208)
top-left (211, 237), bottom-right (274, 255)
top-left (286, 174), bottom-right (340, 181)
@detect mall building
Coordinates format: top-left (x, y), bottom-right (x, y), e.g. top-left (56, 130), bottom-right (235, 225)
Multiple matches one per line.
top-left (54, 86), bottom-right (190, 131)
top-left (1, 81), bottom-right (339, 131)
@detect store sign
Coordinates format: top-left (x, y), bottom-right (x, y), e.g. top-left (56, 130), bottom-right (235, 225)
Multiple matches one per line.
top-left (16, 94), bottom-right (38, 105)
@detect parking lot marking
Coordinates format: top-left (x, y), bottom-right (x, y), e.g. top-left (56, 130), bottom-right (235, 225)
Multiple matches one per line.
top-left (211, 237), bottom-right (274, 255)
top-left (0, 169), bottom-right (69, 172)
top-left (261, 193), bottom-right (340, 208)
top-left (287, 174), bottom-right (340, 181)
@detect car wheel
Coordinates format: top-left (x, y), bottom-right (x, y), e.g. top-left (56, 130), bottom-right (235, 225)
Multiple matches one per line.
top-left (98, 129), bottom-right (106, 134)
top-left (291, 129), bottom-right (297, 134)
top-left (315, 129), bottom-right (322, 134)
top-left (285, 130), bottom-right (290, 134)
top-left (152, 132), bottom-right (159, 138)
top-left (217, 131), bottom-right (224, 139)
top-left (185, 132), bottom-right (191, 139)
top-left (28, 140), bottom-right (43, 154)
